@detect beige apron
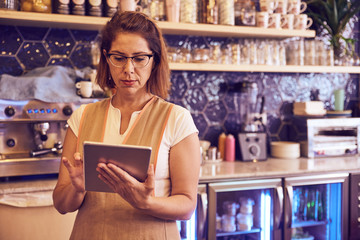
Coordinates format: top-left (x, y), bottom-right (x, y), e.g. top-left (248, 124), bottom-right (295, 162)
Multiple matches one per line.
top-left (70, 97), bottom-right (180, 240)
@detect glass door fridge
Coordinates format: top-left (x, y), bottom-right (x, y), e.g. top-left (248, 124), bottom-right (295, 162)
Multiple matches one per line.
top-left (208, 178), bottom-right (283, 240)
top-left (284, 173), bottom-right (349, 240)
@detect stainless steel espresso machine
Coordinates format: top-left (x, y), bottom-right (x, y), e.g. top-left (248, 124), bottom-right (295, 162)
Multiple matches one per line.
top-left (0, 99), bottom-right (91, 177)
top-left (237, 81), bottom-right (267, 162)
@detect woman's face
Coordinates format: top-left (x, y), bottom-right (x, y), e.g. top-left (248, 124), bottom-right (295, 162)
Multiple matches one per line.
top-left (106, 32), bottom-right (153, 96)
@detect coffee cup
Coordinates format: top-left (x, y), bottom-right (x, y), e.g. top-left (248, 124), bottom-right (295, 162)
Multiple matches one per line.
top-left (282, 13), bottom-right (295, 29)
top-left (269, 13), bottom-right (287, 29)
top-left (256, 11), bottom-right (274, 28)
top-left (259, 0), bottom-right (278, 13)
top-left (275, 0), bottom-right (292, 14)
top-left (76, 81), bottom-right (93, 98)
top-left (119, 0), bottom-right (141, 12)
top-left (294, 14), bottom-right (313, 30)
top-left (334, 89), bottom-right (345, 111)
top-left (289, 0), bottom-right (306, 15)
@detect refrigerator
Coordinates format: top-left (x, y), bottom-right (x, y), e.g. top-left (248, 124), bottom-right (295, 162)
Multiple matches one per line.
top-left (208, 178), bottom-right (283, 240)
top-left (206, 173), bottom-right (349, 240)
top-left (284, 173), bottom-right (349, 240)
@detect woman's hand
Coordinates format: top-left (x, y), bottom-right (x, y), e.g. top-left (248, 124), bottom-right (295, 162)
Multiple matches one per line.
top-left (62, 152), bottom-right (85, 193)
top-left (96, 161), bottom-right (155, 209)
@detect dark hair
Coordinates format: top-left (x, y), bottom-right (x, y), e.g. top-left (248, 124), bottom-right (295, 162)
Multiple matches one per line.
top-left (96, 11), bottom-right (171, 99)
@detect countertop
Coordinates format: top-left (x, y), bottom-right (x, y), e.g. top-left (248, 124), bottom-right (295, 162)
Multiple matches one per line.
top-left (199, 156), bottom-right (360, 183)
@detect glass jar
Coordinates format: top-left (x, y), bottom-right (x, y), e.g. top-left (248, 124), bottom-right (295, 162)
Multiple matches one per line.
top-left (20, 0), bottom-right (51, 12)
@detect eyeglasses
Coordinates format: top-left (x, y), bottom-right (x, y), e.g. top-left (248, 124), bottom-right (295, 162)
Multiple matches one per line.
top-left (107, 54), bottom-right (153, 68)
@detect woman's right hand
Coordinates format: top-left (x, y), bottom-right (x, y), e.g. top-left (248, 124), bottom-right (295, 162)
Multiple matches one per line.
top-left (62, 152), bottom-right (85, 193)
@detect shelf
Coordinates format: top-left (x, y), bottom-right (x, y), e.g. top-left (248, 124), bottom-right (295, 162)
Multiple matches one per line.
top-left (169, 63), bottom-right (360, 73)
top-left (0, 9), bottom-right (315, 38)
top-left (216, 228), bottom-right (261, 237)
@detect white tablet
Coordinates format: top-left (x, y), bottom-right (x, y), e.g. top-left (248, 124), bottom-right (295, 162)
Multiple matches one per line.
top-left (83, 141), bottom-right (152, 193)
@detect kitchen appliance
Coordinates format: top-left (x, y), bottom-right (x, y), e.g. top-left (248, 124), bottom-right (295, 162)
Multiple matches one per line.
top-left (284, 173), bottom-right (349, 240)
top-left (293, 117), bottom-right (360, 158)
top-left (0, 98), bottom-right (97, 240)
top-left (0, 99), bottom-right (95, 177)
top-left (208, 178), bottom-right (283, 239)
top-left (349, 172), bottom-right (360, 240)
top-left (206, 173), bottom-right (349, 240)
top-left (236, 81), bottom-right (267, 162)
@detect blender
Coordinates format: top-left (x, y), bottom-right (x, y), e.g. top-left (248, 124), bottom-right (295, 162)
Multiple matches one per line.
top-left (237, 81), bottom-right (267, 161)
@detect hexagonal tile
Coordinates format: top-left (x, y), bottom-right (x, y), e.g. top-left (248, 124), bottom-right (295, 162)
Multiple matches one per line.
top-left (17, 26), bottom-right (48, 41)
top-left (204, 73), bottom-right (227, 101)
top-left (204, 125), bottom-right (225, 146)
top-left (184, 88), bottom-right (208, 112)
top-left (205, 100), bottom-right (227, 123)
top-left (0, 56), bottom-right (23, 76)
top-left (277, 122), bottom-right (289, 141)
top-left (0, 25), bottom-right (22, 55)
top-left (191, 113), bottom-right (208, 139)
top-left (170, 72), bottom-right (188, 100)
top-left (45, 28), bottom-right (75, 57)
top-left (48, 57), bottom-right (74, 68)
top-left (70, 29), bottom-right (99, 42)
top-left (188, 72), bottom-right (207, 87)
top-left (70, 43), bottom-right (93, 69)
top-left (17, 42), bottom-right (49, 70)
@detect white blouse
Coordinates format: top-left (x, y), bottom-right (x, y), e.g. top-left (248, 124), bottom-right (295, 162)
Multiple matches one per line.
top-left (67, 99), bottom-right (198, 197)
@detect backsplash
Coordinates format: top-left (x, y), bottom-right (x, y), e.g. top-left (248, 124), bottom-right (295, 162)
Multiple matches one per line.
top-left (0, 24), bottom-right (359, 150)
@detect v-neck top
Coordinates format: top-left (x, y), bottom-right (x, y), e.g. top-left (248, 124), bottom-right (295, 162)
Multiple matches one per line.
top-left (67, 98), bottom-right (198, 197)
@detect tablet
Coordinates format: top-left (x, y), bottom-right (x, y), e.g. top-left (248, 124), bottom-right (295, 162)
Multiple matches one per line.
top-left (83, 141), bottom-right (152, 193)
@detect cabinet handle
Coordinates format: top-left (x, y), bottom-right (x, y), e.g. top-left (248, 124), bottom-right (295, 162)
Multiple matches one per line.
top-left (275, 186), bottom-right (284, 229)
top-left (286, 185), bottom-right (293, 228)
top-left (197, 192), bottom-right (208, 239)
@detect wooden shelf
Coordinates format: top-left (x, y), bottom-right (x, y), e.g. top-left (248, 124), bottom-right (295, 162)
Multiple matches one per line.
top-left (3, 9), bottom-right (359, 74)
top-left (0, 9), bottom-right (315, 38)
top-left (169, 63), bottom-right (360, 73)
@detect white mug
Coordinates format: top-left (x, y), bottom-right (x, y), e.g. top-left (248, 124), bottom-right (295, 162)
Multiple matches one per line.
top-left (260, 0), bottom-right (278, 13)
top-left (282, 13), bottom-right (295, 29)
top-left (294, 14), bottom-right (313, 30)
top-left (269, 13), bottom-right (287, 29)
top-left (256, 12), bottom-right (274, 28)
top-left (76, 81), bottom-right (93, 98)
top-left (119, 0), bottom-right (141, 12)
top-left (275, 0), bottom-right (293, 14)
top-left (289, 0), bottom-right (306, 15)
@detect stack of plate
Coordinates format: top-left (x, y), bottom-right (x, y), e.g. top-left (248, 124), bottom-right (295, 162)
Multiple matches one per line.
top-left (270, 141), bottom-right (300, 159)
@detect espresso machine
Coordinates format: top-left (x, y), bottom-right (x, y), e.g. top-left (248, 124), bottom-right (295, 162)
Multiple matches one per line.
top-left (0, 99), bottom-right (92, 177)
top-left (237, 81), bottom-right (267, 161)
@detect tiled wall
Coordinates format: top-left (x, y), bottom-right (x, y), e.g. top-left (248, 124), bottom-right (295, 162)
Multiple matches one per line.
top-left (0, 24), bottom-right (359, 152)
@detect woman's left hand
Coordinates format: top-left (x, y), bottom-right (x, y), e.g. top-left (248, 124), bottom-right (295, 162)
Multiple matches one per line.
top-left (96, 161), bottom-right (155, 209)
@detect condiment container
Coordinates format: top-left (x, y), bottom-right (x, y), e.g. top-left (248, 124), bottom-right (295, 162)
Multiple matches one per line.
top-left (218, 132), bottom-right (226, 159)
top-left (221, 214), bottom-right (236, 232)
top-left (271, 141), bottom-right (300, 159)
top-left (21, 0), bottom-right (51, 12)
top-left (236, 213), bottom-right (253, 231)
top-left (225, 134), bottom-right (235, 161)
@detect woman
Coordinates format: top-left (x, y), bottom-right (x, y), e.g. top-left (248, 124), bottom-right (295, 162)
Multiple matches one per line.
top-left (53, 11), bottom-right (200, 239)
